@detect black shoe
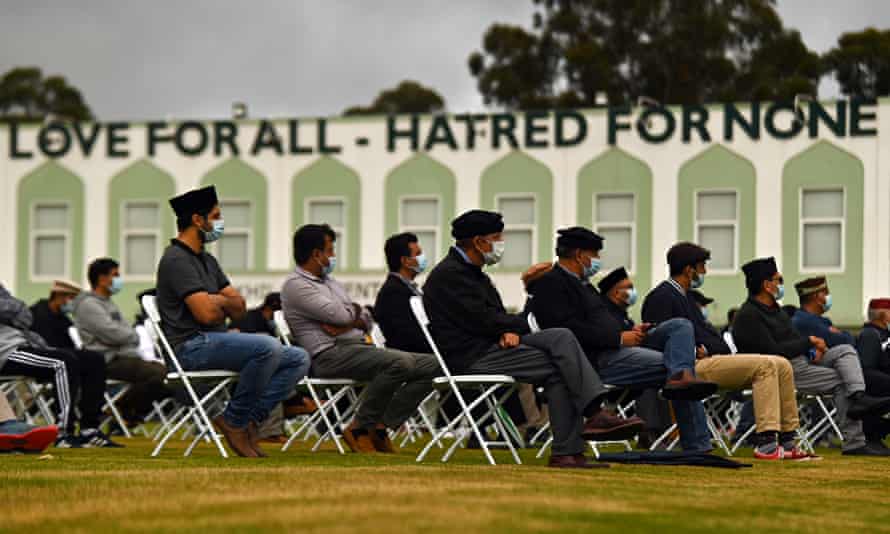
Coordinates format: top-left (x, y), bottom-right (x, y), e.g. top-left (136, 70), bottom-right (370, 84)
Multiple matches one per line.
top-left (847, 394), bottom-right (890, 420)
top-left (842, 443), bottom-right (890, 456)
top-left (79, 429), bottom-right (124, 448)
top-left (54, 434), bottom-right (83, 448)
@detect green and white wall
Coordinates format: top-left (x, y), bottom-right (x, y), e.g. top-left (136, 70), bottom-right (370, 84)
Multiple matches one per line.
top-left (0, 101), bottom-right (887, 327)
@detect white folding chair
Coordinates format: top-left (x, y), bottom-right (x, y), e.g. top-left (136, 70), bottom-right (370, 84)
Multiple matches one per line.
top-left (797, 392), bottom-right (843, 452)
top-left (68, 326), bottom-right (134, 438)
top-left (409, 296), bottom-right (520, 465)
top-left (141, 295), bottom-right (239, 458)
top-left (273, 310), bottom-right (362, 454)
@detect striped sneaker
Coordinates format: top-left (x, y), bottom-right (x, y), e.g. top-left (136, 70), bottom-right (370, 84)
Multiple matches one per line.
top-left (753, 444), bottom-right (784, 460)
top-left (79, 428), bottom-right (124, 448)
top-left (783, 444), bottom-right (821, 461)
top-left (54, 434), bottom-right (83, 448)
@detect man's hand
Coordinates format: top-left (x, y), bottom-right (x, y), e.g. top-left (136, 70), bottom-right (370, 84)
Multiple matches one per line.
top-left (811, 350), bottom-right (825, 364)
top-left (321, 323), bottom-right (353, 337)
top-left (809, 336), bottom-right (827, 353)
top-left (621, 330), bottom-right (645, 347)
top-left (829, 326), bottom-right (842, 334)
top-left (521, 262), bottom-right (554, 288)
top-left (499, 332), bottom-right (521, 349)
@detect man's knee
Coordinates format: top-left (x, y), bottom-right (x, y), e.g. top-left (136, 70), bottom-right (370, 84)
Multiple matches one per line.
top-left (384, 351), bottom-right (416, 376)
top-left (660, 317), bottom-right (693, 334)
top-left (281, 346), bottom-right (311, 370)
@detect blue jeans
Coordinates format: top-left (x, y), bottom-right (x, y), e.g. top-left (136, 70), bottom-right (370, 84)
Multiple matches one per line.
top-left (178, 332), bottom-right (310, 428)
top-left (642, 318), bottom-right (697, 375)
top-left (596, 345), bottom-right (711, 452)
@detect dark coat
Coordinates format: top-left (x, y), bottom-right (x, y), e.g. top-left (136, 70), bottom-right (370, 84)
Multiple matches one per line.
top-left (732, 297), bottom-right (811, 359)
top-left (856, 323), bottom-right (890, 373)
top-left (526, 264), bottom-right (622, 357)
top-left (641, 280), bottom-right (730, 355)
top-left (422, 248), bottom-right (529, 371)
top-left (373, 273), bottom-right (431, 354)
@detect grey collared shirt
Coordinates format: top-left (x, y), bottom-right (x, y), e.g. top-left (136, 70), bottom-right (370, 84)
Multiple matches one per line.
top-left (280, 267), bottom-right (372, 357)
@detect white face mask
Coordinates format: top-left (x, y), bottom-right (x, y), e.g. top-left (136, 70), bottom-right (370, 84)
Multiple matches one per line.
top-left (481, 239), bottom-right (505, 266)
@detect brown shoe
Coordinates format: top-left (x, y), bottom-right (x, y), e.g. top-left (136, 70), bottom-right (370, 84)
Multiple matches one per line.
top-left (548, 454), bottom-right (609, 469)
top-left (582, 410), bottom-right (645, 441)
top-left (370, 424), bottom-right (397, 453)
top-left (661, 370), bottom-right (719, 401)
top-left (283, 396), bottom-right (319, 417)
top-left (259, 435), bottom-right (288, 445)
top-left (211, 415), bottom-right (258, 458)
top-left (246, 421), bottom-right (268, 457)
top-left (342, 421), bottom-right (377, 453)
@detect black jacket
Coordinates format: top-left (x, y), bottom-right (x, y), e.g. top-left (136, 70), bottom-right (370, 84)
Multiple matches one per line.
top-left (526, 264), bottom-right (622, 357)
top-left (641, 280), bottom-right (730, 355)
top-left (856, 323), bottom-right (890, 373)
top-left (422, 247), bottom-right (529, 371)
top-left (29, 299), bottom-right (75, 349)
top-left (732, 297), bottom-right (812, 359)
top-left (373, 273), bottom-right (431, 354)
top-left (228, 308), bottom-right (276, 336)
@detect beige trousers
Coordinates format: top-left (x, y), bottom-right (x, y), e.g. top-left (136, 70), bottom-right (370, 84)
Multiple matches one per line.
top-left (695, 354), bottom-right (799, 433)
top-left (0, 395), bottom-right (16, 423)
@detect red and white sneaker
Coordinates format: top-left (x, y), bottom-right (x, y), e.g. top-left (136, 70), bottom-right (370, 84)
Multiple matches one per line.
top-left (753, 445), bottom-right (784, 460)
top-left (782, 445), bottom-right (822, 461)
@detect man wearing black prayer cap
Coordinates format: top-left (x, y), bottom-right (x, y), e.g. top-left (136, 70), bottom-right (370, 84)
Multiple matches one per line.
top-left (734, 257), bottom-right (890, 456)
top-left (527, 227), bottom-right (716, 453)
top-left (423, 212), bottom-right (644, 469)
top-left (156, 185), bottom-right (310, 458)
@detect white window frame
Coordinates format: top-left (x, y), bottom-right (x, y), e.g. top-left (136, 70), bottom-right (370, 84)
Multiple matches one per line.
top-left (592, 192), bottom-right (637, 275)
top-left (30, 201), bottom-right (72, 281)
top-left (212, 198), bottom-right (254, 272)
top-left (305, 196), bottom-right (348, 268)
top-left (799, 186), bottom-right (846, 274)
top-left (495, 193), bottom-right (538, 269)
top-left (398, 194), bottom-right (441, 260)
top-left (693, 188), bottom-right (740, 275)
top-left (120, 199), bottom-right (162, 281)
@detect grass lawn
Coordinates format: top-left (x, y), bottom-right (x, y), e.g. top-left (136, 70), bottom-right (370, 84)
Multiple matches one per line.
top-left (2, 435), bottom-right (890, 534)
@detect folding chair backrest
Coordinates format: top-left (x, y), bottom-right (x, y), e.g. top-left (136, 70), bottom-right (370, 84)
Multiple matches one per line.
top-left (370, 323), bottom-right (386, 348)
top-left (272, 310), bottom-right (292, 346)
top-left (527, 313), bottom-right (541, 334)
top-left (723, 331), bottom-right (738, 355)
top-left (409, 296), bottom-right (455, 380)
top-left (68, 326), bottom-right (84, 350)
top-left (140, 295), bottom-right (185, 375)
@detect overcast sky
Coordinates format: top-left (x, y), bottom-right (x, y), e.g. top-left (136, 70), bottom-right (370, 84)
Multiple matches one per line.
top-left (2, 0), bottom-right (888, 121)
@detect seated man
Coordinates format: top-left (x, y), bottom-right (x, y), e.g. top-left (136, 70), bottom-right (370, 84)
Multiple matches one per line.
top-left (733, 257), bottom-right (890, 457)
top-left (282, 224), bottom-right (441, 454)
top-left (374, 232), bottom-right (431, 354)
top-left (526, 228), bottom-right (716, 453)
top-left (71, 258), bottom-right (171, 425)
top-left (0, 394), bottom-right (57, 454)
top-left (423, 210), bottom-right (643, 469)
top-left (642, 244), bottom-right (809, 460)
top-left (792, 277), bottom-right (890, 452)
top-left (1, 283), bottom-right (115, 448)
top-left (157, 185), bottom-right (310, 458)
top-left (856, 299), bottom-right (890, 449)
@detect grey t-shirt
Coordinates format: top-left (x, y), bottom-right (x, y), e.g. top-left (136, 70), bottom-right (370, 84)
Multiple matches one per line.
top-left (156, 239), bottom-right (230, 352)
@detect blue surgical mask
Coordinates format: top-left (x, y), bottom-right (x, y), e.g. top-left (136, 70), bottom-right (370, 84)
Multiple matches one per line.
top-left (583, 258), bottom-right (602, 279)
top-left (110, 276), bottom-right (123, 295)
top-left (823, 294), bottom-right (832, 312)
top-left (625, 287), bottom-right (638, 306)
top-left (411, 253), bottom-right (428, 274)
top-left (690, 272), bottom-right (705, 289)
top-left (60, 301), bottom-right (74, 314)
top-left (320, 255), bottom-right (336, 277)
top-left (775, 284), bottom-right (785, 301)
top-left (201, 218), bottom-right (225, 243)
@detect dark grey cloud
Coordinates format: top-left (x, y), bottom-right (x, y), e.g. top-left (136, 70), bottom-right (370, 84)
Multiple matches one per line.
top-left (0, 0), bottom-right (886, 121)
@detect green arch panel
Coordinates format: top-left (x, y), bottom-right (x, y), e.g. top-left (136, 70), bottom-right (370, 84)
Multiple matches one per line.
top-left (292, 157), bottom-right (362, 271)
top-left (678, 145), bottom-right (757, 325)
top-left (782, 141), bottom-right (864, 327)
top-left (201, 158), bottom-right (268, 272)
top-left (108, 159), bottom-right (176, 320)
top-left (577, 148), bottom-right (652, 321)
top-left (384, 153), bottom-right (456, 261)
top-left (480, 151), bottom-right (554, 269)
top-left (16, 161), bottom-right (85, 304)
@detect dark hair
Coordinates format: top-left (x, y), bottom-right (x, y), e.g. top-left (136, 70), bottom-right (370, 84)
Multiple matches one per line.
top-left (384, 232), bottom-right (418, 272)
top-left (88, 258), bottom-right (119, 288)
top-left (293, 224), bottom-right (336, 265)
top-left (555, 244), bottom-right (576, 259)
top-left (726, 307), bottom-right (739, 324)
top-left (262, 292), bottom-right (282, 310)
top-left (175, 204), bottom-right (215, 232)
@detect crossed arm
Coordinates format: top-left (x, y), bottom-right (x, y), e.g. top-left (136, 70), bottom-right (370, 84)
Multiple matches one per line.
top-left (185, 285), bottom-right (247, 326)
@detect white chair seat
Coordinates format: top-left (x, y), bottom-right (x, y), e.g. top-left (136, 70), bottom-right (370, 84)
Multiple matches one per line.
top-left (166, 370), bottom-right (239, 381)
top-left (299, 377), bottom-right (359, 387)
top-left (433, 375), bottom-right (516, 386)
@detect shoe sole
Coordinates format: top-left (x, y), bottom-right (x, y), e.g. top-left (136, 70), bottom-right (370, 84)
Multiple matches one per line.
top-left (0, 426), bottom-right (58, 453)
top-left (661, 383), bottom-right (719, 401)
top-left (582, 421), bottom-right (644, 442)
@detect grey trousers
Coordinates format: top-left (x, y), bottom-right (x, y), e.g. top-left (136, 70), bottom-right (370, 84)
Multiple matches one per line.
top-left (790, 344), bottom-right (866, 450)
top-left (461, 328), bottom-right (607, 456)
top-left (312, 338), bottom-right (440, 429)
